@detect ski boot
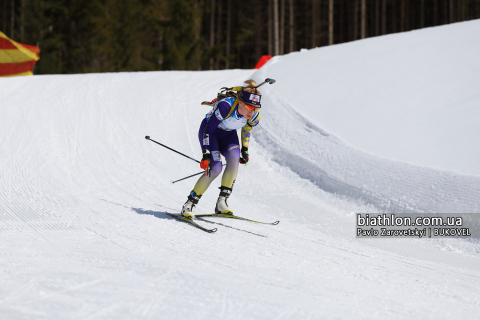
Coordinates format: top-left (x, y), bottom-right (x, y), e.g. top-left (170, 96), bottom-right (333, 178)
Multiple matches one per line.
top-left (181, 191), bottom-right (202, 219)
top-left (215, 186), bottom-right (233, 215)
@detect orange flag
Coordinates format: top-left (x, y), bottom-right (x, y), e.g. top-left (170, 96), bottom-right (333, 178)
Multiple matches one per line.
top-left (0, 31), bottom-right (40, 77)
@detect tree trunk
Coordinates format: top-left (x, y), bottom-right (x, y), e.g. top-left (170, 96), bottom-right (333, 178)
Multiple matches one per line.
top-left (216, 0), bottom-right (222, 69)
top-left (433, 0), bottom-right (438, 26)
top-left (354, 0), bottom-right (359, 40)
top-left (443, 0), bottom-right (448, 24)
top-left (477, 0), bottom-right (480, 19)
top-left (268, 0), bottom-right (273, 55)
top-left (382, 0), bottom-right (387, 34)
top-left (401, 0), bottom-right (405, 31)
top-left (421, 0), bottom-right (425, 28)
top-left (375, 0), bottom-right (380, 36)
top-left (405, 0), bottom-right (410, 31)
top-left (21, 0), bottom-right (25, 42)
top-left (361, 0), bottom-right (366, 39)
top-left (458, 0), bottom-right (464, 21)
top-left (209, 0), bottom-right (215, 70)
top-left (339, 0), bottom-right (345, 43)
top-left (450, 0), bottom-right (455, 23)
top-left (392, 0), bottom-right (397, 33)
top-left (280, 0), bottom-right (285, 54)
top-left (194, 1), bottom-right (202, 71)
top-left (3, 0), bottom-right (7, 36)
top-left (11, 0), bottom-right (15, 38)
top-left (226, 0), bottom-right (231, 69)
top-left (274, 0), bottom-right (279, 55)
top-left (289, 0), bottom-right (294, 53)
top-left (329, 0), bottom-right (334, 45)
top-left (312, 0), bottom-right (317, 48)
top-left (255, 2), bottom-right (262, 60)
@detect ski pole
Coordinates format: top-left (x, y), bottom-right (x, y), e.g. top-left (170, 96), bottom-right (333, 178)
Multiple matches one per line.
top-left (172, 164), bottom-right (226, 184)
top-left (171, 171), bottom-right (204, 184)
top-left (145, 136), bottom-right (200, 164)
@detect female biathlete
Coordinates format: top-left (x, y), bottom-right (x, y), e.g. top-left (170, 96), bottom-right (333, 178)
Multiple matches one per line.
top-left (181, 79), bottom-right (262, 218)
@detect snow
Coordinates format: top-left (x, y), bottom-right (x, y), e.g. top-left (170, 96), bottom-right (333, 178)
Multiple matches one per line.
top-left (257, 20), bottom-right (480, 176)
top-left (1, 22), bottom-right (480, 319)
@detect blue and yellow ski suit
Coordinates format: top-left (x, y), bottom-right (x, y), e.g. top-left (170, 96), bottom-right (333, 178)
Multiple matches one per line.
top-left (192, 97), bottom-right (261, 196)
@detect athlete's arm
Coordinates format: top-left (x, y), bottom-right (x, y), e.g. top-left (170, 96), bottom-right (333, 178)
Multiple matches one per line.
top-left (239, 112), bottom-right (261, 164)
top-left (240, 111), bottom-right (261, 148)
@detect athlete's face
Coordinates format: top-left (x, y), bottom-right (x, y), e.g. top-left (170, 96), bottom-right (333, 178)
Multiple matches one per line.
top-left (238, 101), bottom-right (256, 119)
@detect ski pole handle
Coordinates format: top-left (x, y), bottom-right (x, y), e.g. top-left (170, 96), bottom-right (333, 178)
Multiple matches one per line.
top-left (254, 78), bottom-right (276, 89)
top-left (145, 136), bottom-right (200, 164)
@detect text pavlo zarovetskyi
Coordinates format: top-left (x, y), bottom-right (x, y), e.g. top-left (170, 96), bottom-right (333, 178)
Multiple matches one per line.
top-left (356, 213), bottom-right (474, 238)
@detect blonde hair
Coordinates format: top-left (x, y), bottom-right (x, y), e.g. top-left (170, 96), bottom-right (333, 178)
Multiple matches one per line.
top-left (242, 79), bottom-right (261, 95)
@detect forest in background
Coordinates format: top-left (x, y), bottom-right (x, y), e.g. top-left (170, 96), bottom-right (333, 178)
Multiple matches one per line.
top-left (1, 0), bottom-right (480, 74)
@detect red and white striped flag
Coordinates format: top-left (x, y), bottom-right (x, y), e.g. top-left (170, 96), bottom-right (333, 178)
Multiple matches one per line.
top-left (0, 31), bottom-right (40, 77)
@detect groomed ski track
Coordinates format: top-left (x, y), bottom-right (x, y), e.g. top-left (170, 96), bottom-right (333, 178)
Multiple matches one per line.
top-left (1, 22), bottom-right (480, 320)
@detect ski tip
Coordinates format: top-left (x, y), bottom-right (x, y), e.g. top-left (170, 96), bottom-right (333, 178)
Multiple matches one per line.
top-left (209, 228), bottom-right (218, 233)
top-left (272, 221), bottom-right (280, 225)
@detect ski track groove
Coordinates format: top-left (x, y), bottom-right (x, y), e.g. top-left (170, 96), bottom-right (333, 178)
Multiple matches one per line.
top-left (85, 226), bottom-right (130, 252)
top-left (219, 286), bottom-right (228, 320)
top-left (135, 271), bottom-right (173, 319)
top-left (31, 278), bottom-right (107, 304)
top-left (83, 302), bottom-right (121, 320)
top-left (0, 272), bottom-right (45, 305)
top-left (59, 93), bottom-right (76, 187)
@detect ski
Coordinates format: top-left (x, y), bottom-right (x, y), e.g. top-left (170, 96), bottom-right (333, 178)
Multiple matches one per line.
top-left (166, 212), bottom-right (217, 233)
top-left (195, 213), bottom-right (280, 225)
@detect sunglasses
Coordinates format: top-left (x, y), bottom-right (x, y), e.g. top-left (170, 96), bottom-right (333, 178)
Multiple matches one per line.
top-left (244, 104), bottom-right (260, 111)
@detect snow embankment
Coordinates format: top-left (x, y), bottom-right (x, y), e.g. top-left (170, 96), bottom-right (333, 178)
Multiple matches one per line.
top-left (255, 19), bottom-right (480, 176)
top-left (253, 19), bottom-right (480, 213)
top-left (251, 90), bottom-right (480, 213)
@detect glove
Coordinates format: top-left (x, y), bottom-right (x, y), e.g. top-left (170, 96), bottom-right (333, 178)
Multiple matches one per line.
top-left (239, 147), bottom-right (249, 164)
top-left (200, 150), bottom-right (212, 176)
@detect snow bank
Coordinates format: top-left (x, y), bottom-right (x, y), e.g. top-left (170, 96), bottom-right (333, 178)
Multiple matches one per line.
top-left (256, 19), bottom-right (480, 176)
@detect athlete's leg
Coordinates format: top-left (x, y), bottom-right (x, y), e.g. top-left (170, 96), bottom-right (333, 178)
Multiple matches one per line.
top-left (213, 132), bottom-right (240, 214)
top-left (192, 122), bottom-right (223, 196)
top-left (219, 132), bottom-right (240, 189)
top-left (192, 151), bottom-right (222, 195)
